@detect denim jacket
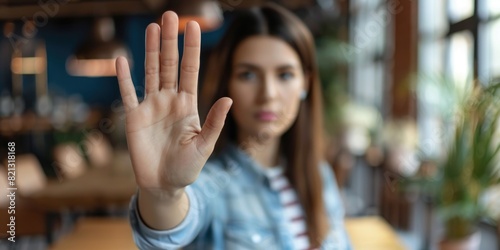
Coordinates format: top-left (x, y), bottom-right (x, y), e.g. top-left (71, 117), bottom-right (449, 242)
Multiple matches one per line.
top-left (129, 143), bottom-right (352, 250)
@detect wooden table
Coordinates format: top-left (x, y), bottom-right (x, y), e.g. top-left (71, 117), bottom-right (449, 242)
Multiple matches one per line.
top-left (50, 216), bottom-right (406, 250)
top-left (50, 218), bottom-right (138, 250)
top-left (345, 216), bottom-right (407, 250)
top-left (24, 159), bottom-right (137, 243)
top-left (27, 165), bottom-right (137, 212)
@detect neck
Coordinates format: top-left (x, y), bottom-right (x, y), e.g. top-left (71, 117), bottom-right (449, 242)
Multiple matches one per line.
top-left (237, 132), bottom-right (281, 168)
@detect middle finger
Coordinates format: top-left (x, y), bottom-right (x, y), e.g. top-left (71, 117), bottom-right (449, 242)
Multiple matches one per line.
top-left (160, 11), bottom-right (179, 91)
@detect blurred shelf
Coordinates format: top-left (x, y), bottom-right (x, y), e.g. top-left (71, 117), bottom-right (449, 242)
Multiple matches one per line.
top-left (0, 113), bottom-right (52, 136)
top-left (0, 0), bottom-right (165, 19)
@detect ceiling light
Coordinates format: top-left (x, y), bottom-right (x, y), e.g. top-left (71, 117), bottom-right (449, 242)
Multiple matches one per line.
top-left (67, 17), bottom-right (132, 77)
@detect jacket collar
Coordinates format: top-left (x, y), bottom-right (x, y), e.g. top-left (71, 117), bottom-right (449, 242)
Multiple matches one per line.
top-left (220, 141), bottom-right (285, 189)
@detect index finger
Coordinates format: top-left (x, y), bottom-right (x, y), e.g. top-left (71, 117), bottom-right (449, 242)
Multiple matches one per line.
top-left (116, 57), bottom-right (139, 112)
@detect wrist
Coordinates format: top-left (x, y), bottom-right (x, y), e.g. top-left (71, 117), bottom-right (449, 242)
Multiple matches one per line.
top-left (139, 187), bottom-right (185, 203)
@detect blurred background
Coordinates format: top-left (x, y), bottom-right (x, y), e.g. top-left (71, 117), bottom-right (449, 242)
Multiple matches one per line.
top-left (0, 0), bottom-right (499, 249)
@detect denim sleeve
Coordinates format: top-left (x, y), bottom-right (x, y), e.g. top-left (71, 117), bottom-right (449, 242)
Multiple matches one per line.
top-left (129, 160), bottom-right (224, 250)
top-left (129, 185), bottom-right (205, 250)
top-left (320, 161), bottom-right (353, 250)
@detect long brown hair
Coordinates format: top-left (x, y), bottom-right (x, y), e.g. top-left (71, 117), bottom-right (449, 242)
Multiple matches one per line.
top-left (200, 3), bottom-right (329, 246)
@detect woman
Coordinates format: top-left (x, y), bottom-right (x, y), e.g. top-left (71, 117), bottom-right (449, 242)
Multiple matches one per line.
top-left (116, 3), bottom-right (351, 250)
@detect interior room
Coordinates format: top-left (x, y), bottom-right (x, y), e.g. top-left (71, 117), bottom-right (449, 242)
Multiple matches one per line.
top-left (0, 0), bottom-right (499, 249)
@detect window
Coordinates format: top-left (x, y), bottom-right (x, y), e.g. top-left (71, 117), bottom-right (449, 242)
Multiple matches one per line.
top-left (418, 0), bottom-right (500, 158)
top-left (349, 0), bottom-right (386, 111)
top-left (480, 18), bottom-right (500, 82)
top-left (483, 0), bottom-right (500, 17)
top-left (446, 31), bottom-right (474, 89)
top-left (448, 0), bottom-right (474, 22)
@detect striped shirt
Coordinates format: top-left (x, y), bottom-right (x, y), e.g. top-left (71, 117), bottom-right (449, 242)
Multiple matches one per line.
top-left (265, 167), bottom-right (311, 250)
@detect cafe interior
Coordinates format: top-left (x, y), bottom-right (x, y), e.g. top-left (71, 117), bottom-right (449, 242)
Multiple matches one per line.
top-left (0, 0), bottom-right (499, 249)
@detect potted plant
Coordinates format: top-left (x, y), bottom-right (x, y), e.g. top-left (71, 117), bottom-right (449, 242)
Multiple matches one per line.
top-left (409, 81), bottom-right (500, 250)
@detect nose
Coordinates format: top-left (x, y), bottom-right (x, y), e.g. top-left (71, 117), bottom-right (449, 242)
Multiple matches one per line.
top-left (259, 74), bottom-right (278, 101)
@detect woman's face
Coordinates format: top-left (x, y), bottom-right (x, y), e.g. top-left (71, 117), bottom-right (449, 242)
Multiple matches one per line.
top-left (228, 35), bottom-right (307, 141)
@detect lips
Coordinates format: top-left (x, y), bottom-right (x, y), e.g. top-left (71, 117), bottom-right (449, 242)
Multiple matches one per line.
top-left (255, 111), bottom-right (278, 121)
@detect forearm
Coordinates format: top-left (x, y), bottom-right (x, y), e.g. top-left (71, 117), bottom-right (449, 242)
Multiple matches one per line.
top-left (137, 187), bottom-right (190, 230)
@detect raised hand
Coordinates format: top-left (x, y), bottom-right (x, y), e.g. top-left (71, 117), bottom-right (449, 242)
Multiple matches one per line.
top-left (115, 11), bottom-right (232, 194)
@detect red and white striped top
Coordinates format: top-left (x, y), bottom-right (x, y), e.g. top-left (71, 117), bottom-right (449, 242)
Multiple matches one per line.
top-left (265, 167), bottom-right (311, 250)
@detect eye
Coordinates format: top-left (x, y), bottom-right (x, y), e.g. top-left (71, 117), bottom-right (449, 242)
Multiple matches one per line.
top-left (237, 71), bottom-right (257, 81)
top-left (279, 71), bottom-right (294, 81)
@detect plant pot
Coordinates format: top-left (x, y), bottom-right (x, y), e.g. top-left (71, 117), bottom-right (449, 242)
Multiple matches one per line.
top-left (438, 231), bottom-right (481, 250)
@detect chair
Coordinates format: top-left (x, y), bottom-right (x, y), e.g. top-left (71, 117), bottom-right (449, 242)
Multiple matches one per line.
top-left (16, 154), bottom-right (47, 196)
top-left (0, 166), bottom-right (9, 207)
top-left (53, 143), bottom-right (87, 179)
top-left (83, 131), bottom-right (113, 168)
top-left (0, 155), bottom-right (50, 237)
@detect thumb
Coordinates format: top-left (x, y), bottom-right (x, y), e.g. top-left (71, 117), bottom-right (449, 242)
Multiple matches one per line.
top-left (196, 97), bottom-right (233, 156)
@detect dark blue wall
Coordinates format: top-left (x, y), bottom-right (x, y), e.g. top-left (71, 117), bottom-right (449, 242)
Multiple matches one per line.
top-left (0, 14), bottom-right (228, 108)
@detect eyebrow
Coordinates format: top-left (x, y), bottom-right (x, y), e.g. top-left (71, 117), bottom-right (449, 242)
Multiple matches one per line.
top-left (234, 62), bottom-right (298, 71)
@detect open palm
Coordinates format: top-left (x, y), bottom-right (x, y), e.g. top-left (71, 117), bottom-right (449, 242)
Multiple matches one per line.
top-left (115, 12), bottom-right (232, 192)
